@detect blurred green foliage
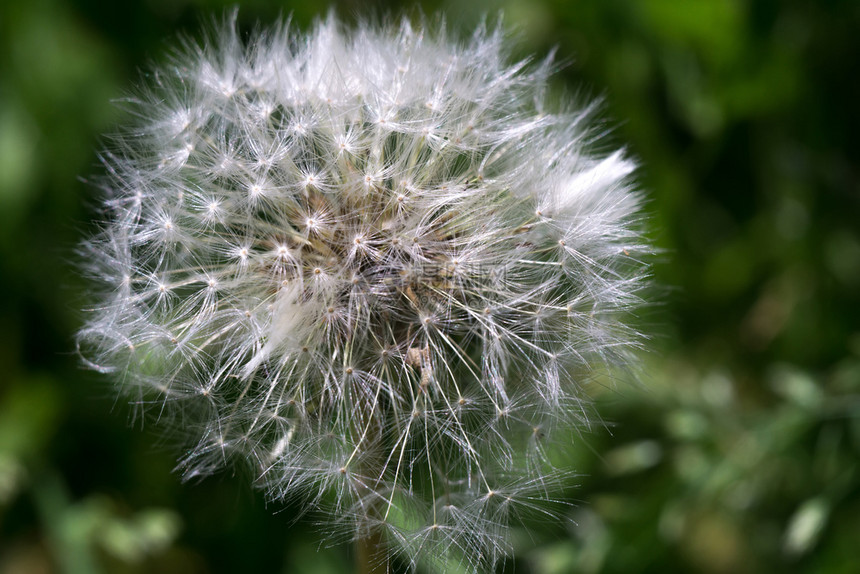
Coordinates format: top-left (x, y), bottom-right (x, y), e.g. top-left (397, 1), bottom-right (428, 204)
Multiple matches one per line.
top-left (1, 0), bottom-right (858, 572)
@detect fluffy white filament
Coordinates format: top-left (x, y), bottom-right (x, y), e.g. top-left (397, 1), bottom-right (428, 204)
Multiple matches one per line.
top-left (78, 14), bottom-right (650, 571)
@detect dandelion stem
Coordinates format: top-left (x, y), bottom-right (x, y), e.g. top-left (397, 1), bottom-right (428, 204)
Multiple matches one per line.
top-left (356, 527), bottom-right (387, 574)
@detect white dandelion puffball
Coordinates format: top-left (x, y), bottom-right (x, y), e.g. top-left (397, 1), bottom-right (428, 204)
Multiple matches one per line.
top-left (78, 14), bottom-right (650, 571)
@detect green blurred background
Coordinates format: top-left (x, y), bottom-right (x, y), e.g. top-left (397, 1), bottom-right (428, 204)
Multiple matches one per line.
top-left (1, 0), bottom-right (858, 572)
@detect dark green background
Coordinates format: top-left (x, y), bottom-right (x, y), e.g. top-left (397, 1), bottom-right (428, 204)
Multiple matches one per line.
top-left (1, 0), bottom-right (858, 572)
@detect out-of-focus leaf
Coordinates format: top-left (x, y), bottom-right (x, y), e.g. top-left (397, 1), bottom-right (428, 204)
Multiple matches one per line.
top-left (783, 497), bottom-right (829, 556)
top-left (0, 377), bottom-right (61, 458)
top-left (97, 506), bottom-right (182, 563)
top-left (665, 410), bottom-right (709, 441)
top-left (769, 365), bottom-right (824, 410)
top-left (0, 453), bottom-right (26, 504)
top-left (0, 99), bottom-right (39, 224)
top-left (604, 440), bottom-right (663, 475)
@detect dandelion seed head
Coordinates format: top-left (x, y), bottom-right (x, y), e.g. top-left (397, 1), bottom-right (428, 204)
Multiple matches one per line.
top-left (77, 13), bottom-right (651, 572)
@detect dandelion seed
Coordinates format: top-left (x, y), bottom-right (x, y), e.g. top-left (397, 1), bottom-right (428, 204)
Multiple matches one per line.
top-left (77, 13), bottom-right (651, 572)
